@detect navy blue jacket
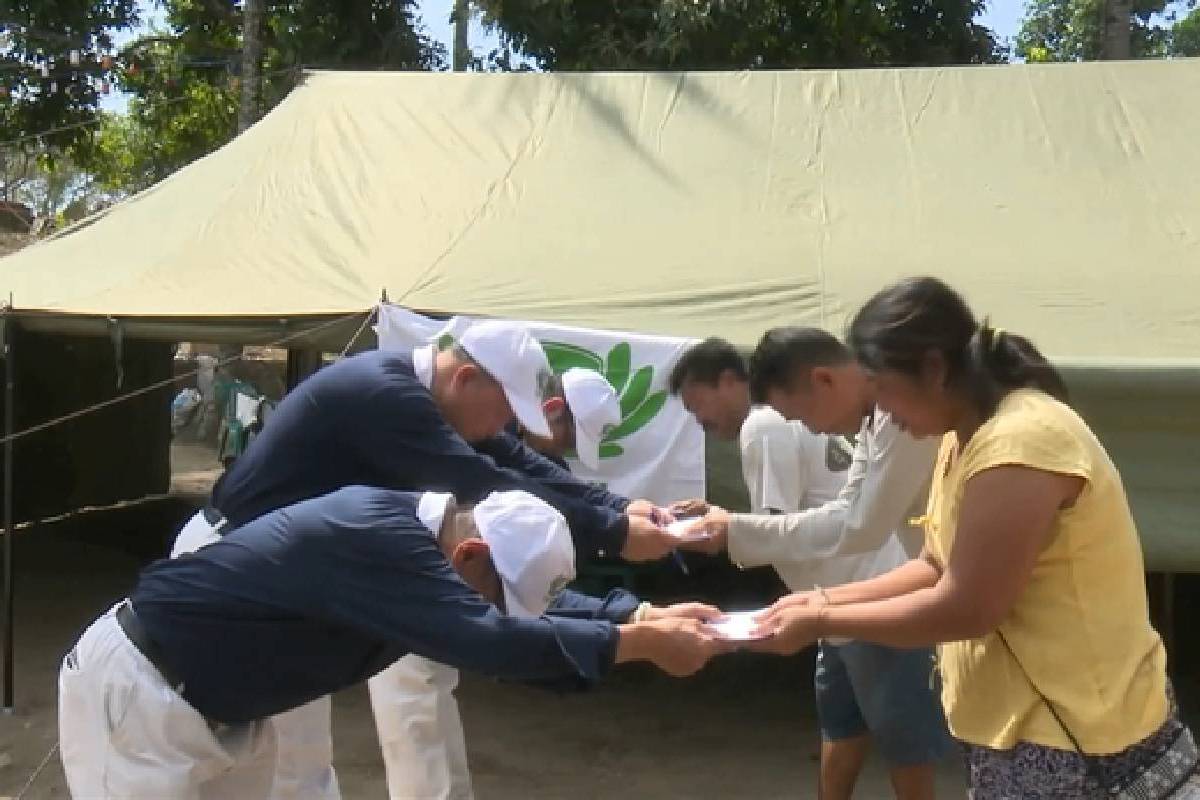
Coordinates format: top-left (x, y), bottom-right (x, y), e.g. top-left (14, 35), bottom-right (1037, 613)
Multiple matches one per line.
top-left (134, 488), bottom-right (624, 723)
top-left (477, 428), bottom-right (628, 515)
top-left (211, 351), bottom-right (628, 559)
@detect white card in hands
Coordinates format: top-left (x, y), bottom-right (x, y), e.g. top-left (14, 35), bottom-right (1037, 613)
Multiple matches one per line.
top-left (666, 519), bottom-right (710, 542)
top-left (710, 610), bottom-right (770, 641)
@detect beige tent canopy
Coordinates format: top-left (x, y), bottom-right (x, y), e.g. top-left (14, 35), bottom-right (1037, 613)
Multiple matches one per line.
top-left (4, 61), bottom-right (1200, 354)
top-left (2, 62), bottom-right (1198, 569)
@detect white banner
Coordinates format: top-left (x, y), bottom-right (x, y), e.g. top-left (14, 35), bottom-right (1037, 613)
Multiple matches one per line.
top-left (375, 304), bottom-right (705, 505)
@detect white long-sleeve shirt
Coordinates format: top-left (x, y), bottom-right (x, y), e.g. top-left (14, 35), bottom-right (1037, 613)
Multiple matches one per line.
top-left (739, 406), bottom-right (849, 517)
top-left (729, 408), bottom-right (938, 595)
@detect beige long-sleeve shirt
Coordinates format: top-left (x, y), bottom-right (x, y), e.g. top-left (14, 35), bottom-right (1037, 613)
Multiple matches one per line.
top-left (729, 409), bottom-right (938, 595)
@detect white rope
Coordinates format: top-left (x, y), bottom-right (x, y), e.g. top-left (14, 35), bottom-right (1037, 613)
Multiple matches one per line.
top-left (14, 739), bottom-right (59, 799)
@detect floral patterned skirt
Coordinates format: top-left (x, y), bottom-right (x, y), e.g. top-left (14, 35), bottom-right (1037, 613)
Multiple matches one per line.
top-left (964, 713), bottom-right (1200, 799)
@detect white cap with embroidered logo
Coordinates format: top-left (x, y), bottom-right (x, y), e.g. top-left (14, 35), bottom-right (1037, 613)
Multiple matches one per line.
top-left (561, 368), bottom-right (622, 471)
top-left (473, 491), bottom-right (576, 618)
top-left (457, 320), bottom-right (553, 439)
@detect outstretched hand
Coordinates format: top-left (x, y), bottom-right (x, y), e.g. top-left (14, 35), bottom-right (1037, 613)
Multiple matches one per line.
top-left (673, 507), bottom-right (730, 556)
top-left (669, 498), bottom-right (710, 518)
top-left (626, 499), bottom-right (677, 526)
top-left (620, 514), bottom-right (680, 562)
top-left (744, 599), bottom-right (823, 656)
top-left (617, 618), bottom-right (736, 677)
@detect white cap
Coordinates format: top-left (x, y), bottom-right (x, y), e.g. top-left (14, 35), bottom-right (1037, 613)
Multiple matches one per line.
top-left (416, 491), bottom-right (454, 536)
top-left (561, 368), bottom-right (622, 470)
top-left (473, 491), bottom-right (576, 618)
top-left (458, 321), bottom-right (553, 439)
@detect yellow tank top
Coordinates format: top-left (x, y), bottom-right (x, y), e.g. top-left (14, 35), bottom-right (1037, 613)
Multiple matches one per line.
top-left (925, 389), bottom-right (1168, 753)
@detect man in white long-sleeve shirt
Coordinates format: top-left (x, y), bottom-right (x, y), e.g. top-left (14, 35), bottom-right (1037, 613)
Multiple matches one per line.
top-left (677, 329), bottom-right (950, 800)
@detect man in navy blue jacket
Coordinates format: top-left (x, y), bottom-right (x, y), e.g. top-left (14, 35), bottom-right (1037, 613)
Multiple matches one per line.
top-left (60, 487), bottom-right (728, 800)
top-left (173, 322), bottom-right (675, 563)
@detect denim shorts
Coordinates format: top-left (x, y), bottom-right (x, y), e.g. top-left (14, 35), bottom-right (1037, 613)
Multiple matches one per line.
top-left (814, 640), bottom-right (952, 766)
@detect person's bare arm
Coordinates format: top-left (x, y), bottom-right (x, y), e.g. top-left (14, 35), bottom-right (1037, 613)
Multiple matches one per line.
top-left (752, 466), bottom-right (1082, 652)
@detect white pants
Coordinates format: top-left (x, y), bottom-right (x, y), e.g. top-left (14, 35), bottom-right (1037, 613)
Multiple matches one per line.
top-left (170, 509), bottom-right (223, 558)
top-left (59, 606), bottom-right (277, 799)
top-left (170, 511), bottom-right (341, 800)
top-left (264, 697), bottom-right (338, 800)
top-left (368, 656), bottom-right (474, 800)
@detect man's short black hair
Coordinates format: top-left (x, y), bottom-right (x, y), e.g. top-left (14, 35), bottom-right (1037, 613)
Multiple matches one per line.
top-left (669, 337), bottom-right (748, 394)
top-left (748, 327), bottom-right (851, 403)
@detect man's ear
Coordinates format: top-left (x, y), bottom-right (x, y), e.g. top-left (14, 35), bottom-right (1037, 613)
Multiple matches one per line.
top-left (449, 537), bottom-right (490, 573)
top-left (542, 396), bottom-right (567, 419)
top-left (922, 349), bottom-right (949, 388)
top-left (452, 362), bottom-right (482, 389)
top-left (810, 366), bottom-right (834, 390)
top-left (450, 538), bottom-right (497, 601)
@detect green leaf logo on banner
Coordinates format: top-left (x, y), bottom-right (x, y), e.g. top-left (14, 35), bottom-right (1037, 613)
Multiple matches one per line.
top-left (538, 340), bottom-right (669, 461)
top-left (606, 389), bottom-right (667, 442)
top-left (619, 366), bottom-right (652, 418)
top-left (542, 341), bottom-right (605, 374)
top-left (604, 342), bottom-right (632, 394)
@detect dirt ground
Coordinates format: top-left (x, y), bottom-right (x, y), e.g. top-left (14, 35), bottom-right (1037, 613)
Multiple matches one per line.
top-left (0, 442), bottom-right (1193, 799)
top-left (168, 439), bottom-right (225, 501)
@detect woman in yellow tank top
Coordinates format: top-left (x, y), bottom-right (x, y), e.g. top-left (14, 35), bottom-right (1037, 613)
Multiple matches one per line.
top-left (751, 277), bottom-right (1198, 798)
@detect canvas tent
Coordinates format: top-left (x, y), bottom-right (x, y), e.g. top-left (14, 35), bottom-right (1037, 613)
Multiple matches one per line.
top-left (1, 61), bottom-right (1199, 571)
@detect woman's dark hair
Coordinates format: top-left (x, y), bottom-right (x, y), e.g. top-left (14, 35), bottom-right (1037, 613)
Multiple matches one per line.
top-left (847, 276), bottom-right (1068, 416)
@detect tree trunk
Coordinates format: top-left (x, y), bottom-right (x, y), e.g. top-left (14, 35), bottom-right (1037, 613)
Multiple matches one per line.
top-left (453, 0), bottom-right (470, 72)
top-left (1102, 0), bottom-right (1133, 59)
top-left (238, 0), bottom-right (264, 132)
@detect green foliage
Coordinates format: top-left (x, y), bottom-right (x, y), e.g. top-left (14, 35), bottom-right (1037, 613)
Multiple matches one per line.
top-left (0, 2), bottom-right (138, 156)
top-left (1171, 5), bottom-right (1200, 54)
top-left (476, 0), bottom-right (1003, 71)
top-left (1015, 0), bottom-right (1193, 61)
top-left (0, 145), bottom-right (111, 229)
top-left (78, 57), bottom-right (238, 194)
top-left (74, 0), bottom-right (445, 195)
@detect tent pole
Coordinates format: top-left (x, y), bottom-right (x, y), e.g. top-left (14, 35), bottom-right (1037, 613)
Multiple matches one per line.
top-left (285, 349), bottom-right (321, 391)
top-left (2, 313), bottom-right (15, 712)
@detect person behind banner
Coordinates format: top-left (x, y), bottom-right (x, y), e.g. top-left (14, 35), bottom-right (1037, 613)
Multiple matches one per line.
top-left (751, 277), bottom-right (1200, 799)
top-left (474, 366), bottom-right (672, 523)
top-left (509, 367), bottom-right (620, 470)
top-left (60, 487), bottom-right (731, 800)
